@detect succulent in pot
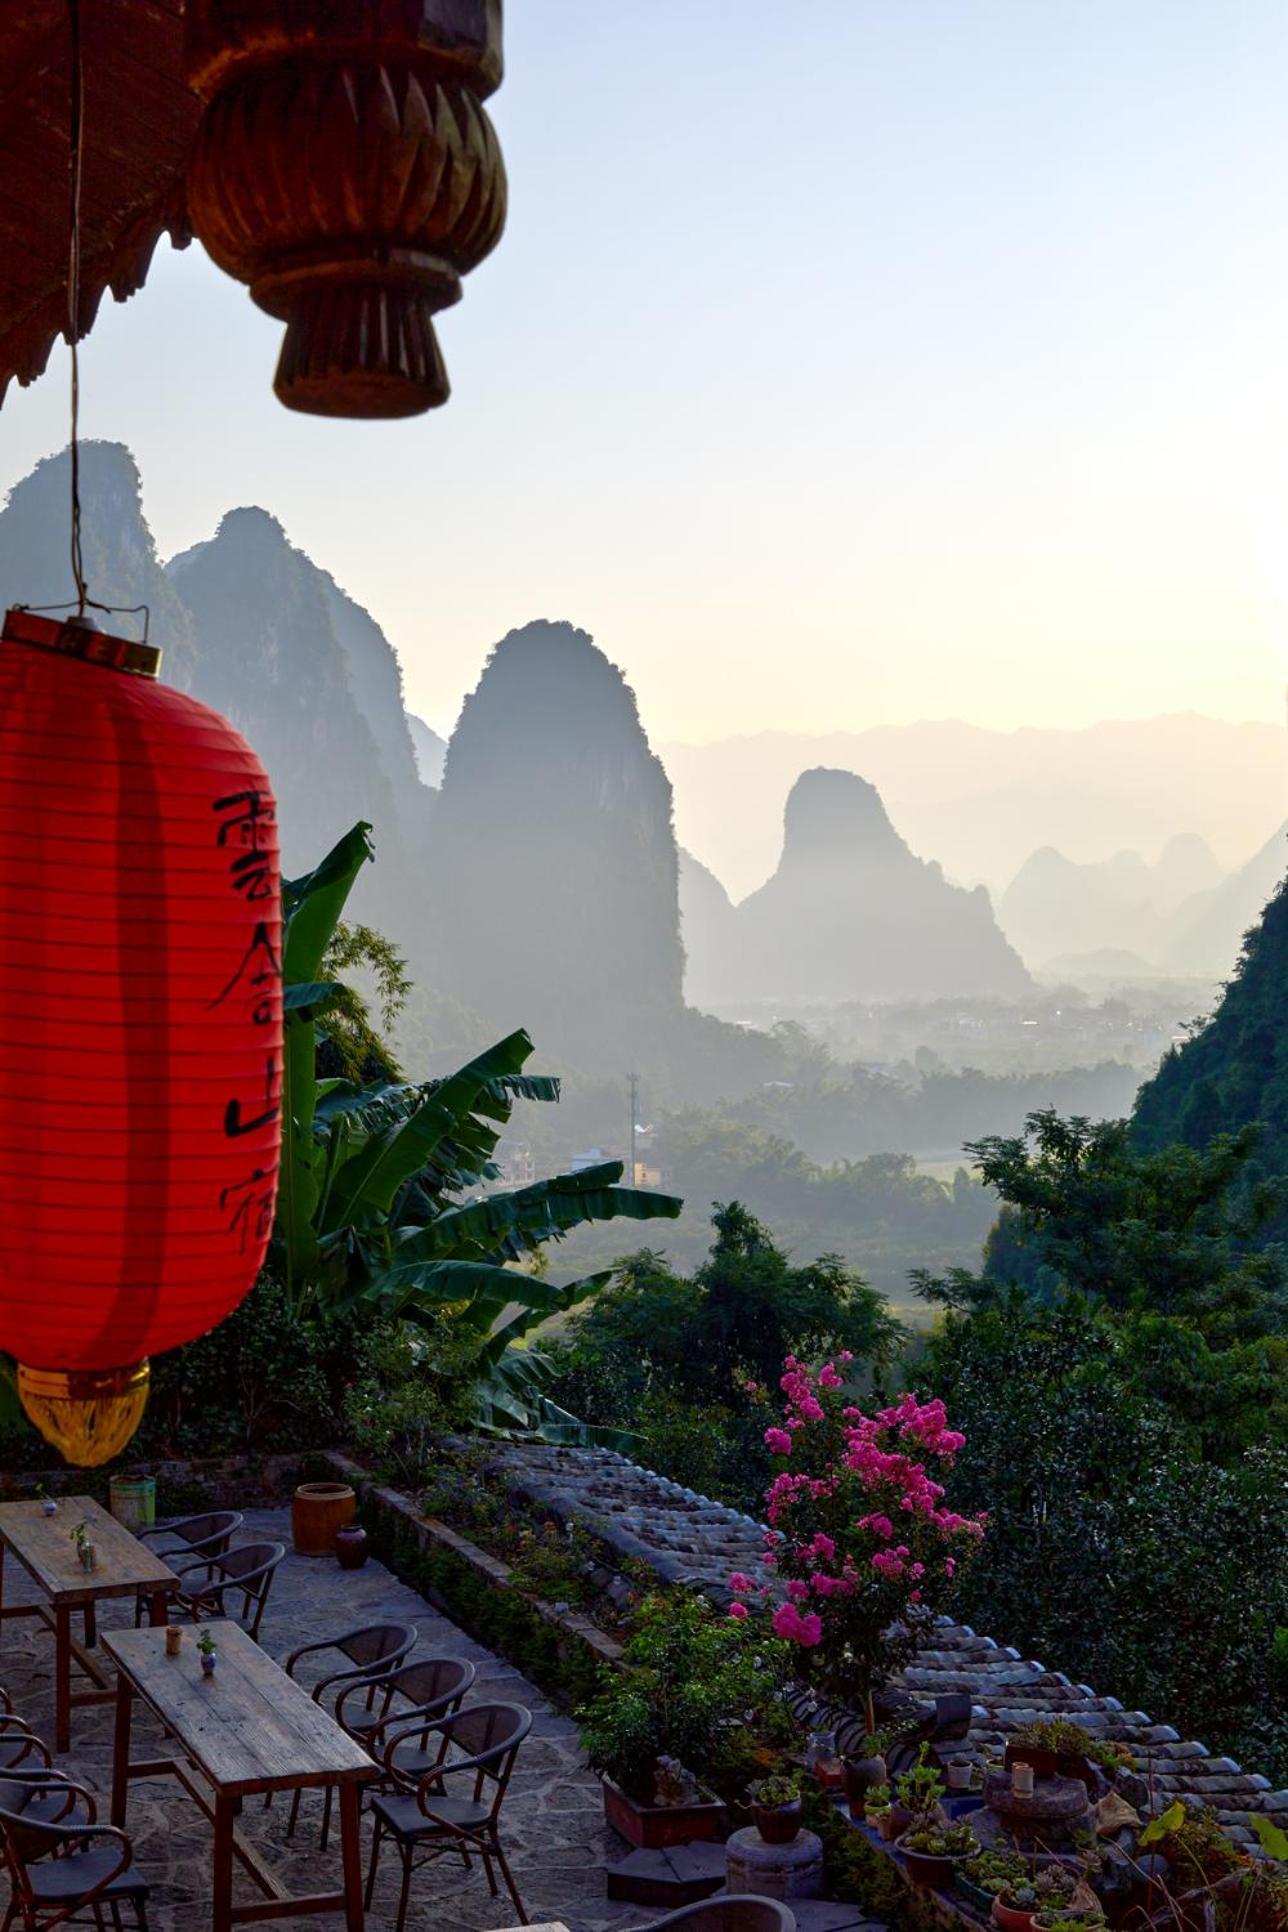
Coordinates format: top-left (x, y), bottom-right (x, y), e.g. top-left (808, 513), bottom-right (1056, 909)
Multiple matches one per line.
top-left (1032, 1916), bottom-right (1107, 1932)
top-left (990, 1880), bottom-right (1041, 1932)
top-left (899, 1818), bottom-right (980, 1890)
top-left (957, 1851), bottom-right (1021, 1916)
top-left (749, 1772), bottom-right (803, 1845)
top-left (895, 1743), bottom-right (946, 1818)
top-left (863, 1782), bottom-right (903, 1840)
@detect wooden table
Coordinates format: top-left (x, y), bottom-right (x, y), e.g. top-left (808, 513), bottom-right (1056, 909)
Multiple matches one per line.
top-left (104, 1620), bottom-right (377, 1932)
top-left (0, 1494), bottom-right (178, 1750)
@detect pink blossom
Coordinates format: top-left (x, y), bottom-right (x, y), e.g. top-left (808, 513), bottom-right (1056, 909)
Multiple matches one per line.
top-left (764, 1427), bottom-right (793, 1456)
top-left (818, 1363), bottom-right (844, 1389)
top-left (772, 1602), bottom-right (824, 1647)
top-left (729, 1572), bottom-right (756, 1594)
top-left (727, 1601), bottom-right (749, 1621)
top-left (787, 1579), bottom-right (811, 1601)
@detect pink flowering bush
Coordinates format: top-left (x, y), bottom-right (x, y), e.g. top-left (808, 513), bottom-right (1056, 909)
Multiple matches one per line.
top-left (732, 1354), bottom-right (985, 1727)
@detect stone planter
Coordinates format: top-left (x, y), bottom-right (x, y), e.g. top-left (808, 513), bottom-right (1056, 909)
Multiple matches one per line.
top-left (291, 1481), bottom-right (355, 1556)
top-left (726, 1824), bottom-right (823, 1901)
top-left (753, 1801), bottom-right (802, 1846)
top-left (601, 1775), bottom-right (726, 1850)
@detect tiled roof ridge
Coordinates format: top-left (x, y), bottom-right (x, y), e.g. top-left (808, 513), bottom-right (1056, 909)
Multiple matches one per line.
top-left (475, 1439), bottom-right (1286, 1850)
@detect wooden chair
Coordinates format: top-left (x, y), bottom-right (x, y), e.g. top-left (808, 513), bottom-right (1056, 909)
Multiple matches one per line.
top-left (622, 1902), bottom-right (797, 1932)
top-left (134, 1511), bottom-right (243, 1623)
top-left (366, 1702), bottom-right (532, 1931)
top-left (171, 1541), bottom-right (284, 1640)
top-left (276, 1622), bottom-right (417, 1846)
top-left (0, 1774), bottom-right (150, 1929)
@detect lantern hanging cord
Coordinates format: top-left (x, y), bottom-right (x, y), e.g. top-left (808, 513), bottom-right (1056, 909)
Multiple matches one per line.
top-left (14, 600), bottom-right (151, 646)
top-left (67, 0), bottom-right (87, 620)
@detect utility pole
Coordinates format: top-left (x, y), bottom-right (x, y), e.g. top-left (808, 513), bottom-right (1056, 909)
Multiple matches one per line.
top-left (626, 1071), bottom-right (639, 1186)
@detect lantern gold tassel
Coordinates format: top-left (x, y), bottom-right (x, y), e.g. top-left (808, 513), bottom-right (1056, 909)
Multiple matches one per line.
top-left (17, 1362), bottom-right (150, 1468)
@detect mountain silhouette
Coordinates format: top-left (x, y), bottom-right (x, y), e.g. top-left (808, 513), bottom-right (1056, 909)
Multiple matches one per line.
top-left (168, 506), bottom-right (434, 919)
top-left (408, 715), bottom-right (447, 786)
top-left (678, 848), bottom-right (738, 1011)
top-left (999, 834), bottom-right (1222, 971)
top-left (1160, 824), bottom-right (1288, 979)
top-left (664, 719), bottom-right (1286, 900)
top-left (720, 767), bottom-right (1030, 1003)
top-left (0, 443), bottom-right (196, 685)
top-left (424, 620), bottom-right (686, 1070)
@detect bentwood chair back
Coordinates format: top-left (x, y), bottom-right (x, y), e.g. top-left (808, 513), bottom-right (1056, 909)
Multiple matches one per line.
top-left (368, 1701), bottom-right (533, 1931)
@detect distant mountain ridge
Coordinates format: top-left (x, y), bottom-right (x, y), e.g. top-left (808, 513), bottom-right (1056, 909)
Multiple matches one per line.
top-left (999, 834), bottom-right (1223, 971)
top-left (664, 718), bottom-right (1286, 901)
top-left (682, 767), bottom-right (1030, 1009)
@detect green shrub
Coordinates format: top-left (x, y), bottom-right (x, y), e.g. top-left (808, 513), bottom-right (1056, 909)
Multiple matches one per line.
top-left (577, 1589), bottom-right (791, 1802)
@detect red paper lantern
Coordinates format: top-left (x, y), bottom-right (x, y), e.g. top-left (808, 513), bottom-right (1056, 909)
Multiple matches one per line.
top-left (0, 608), bottom-right (282, 1464)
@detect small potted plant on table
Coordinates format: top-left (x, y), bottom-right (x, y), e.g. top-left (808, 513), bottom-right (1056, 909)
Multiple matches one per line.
top-left (749, 1773), bottom-right (803, 1846)
top-left (69, 1520), bottom-right (96, 1572)
top-left (197, 1629), bottom-right (218, 1677)
top-left (898, 1816), bottom-right (980, 1891)
top-left (36, 1483), bottom-right (57, 1518)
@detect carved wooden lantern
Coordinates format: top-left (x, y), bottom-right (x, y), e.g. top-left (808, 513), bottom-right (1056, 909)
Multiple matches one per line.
top-left (184, 2), bottom-right (506, 419)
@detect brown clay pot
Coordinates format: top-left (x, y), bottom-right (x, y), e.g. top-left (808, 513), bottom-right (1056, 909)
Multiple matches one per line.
top-left (334, 1525), bottom-right (369, 1571)
top-left (754, 1801), bottom-right (802, 1846)
top-left (844, 1754), bottom-right (888, 1815)
top-left (291, 1481), bottom-right (355, 1556)
top-left (992, 1899), bottom-right (1038, 1932)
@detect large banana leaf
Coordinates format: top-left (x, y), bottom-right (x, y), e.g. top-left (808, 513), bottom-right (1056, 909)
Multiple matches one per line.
top-left (386, 1165), bottom-right (680, 1268)
top-left (322, 1031), bottom-right (537, 1227)
top-left (470, 1342), bottom-right (638, 1449)
top-left (282, 823), bottom-right (375, 982)
top-left (279, 824), bottom-right (374, 1298)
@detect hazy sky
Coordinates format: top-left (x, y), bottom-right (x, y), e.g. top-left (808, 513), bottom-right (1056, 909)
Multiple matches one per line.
top-left (2, 1), bottom-right (1287, 743)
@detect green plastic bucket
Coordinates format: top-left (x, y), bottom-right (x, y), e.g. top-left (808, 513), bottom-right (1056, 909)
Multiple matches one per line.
top-left (108, 1476), bottom-right (156, 1533)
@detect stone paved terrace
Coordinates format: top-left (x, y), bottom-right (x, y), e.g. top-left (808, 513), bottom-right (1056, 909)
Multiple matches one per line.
top-left (0, 1506), bottom-right (679, 1932)
top-left (477, 1441), bottom-right (1288, 1853)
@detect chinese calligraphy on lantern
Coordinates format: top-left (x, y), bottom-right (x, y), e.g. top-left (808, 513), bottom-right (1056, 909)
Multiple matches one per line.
top-left (210, 790), bottom-right (282, 1250)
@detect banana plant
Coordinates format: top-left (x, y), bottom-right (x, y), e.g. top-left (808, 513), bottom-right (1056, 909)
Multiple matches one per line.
top-left (276, 824), bottom-right (682, 1435)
